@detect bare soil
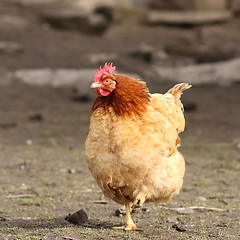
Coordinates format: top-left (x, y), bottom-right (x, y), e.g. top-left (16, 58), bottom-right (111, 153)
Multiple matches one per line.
top-left (0, 1), bottom-right (240, 239)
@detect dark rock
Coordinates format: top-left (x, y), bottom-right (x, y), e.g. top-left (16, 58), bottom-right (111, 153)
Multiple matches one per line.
top-left (172, 223), bottom-right (187, 232)
top-left (130, 44), bottom-right (154, 63)
top-left (216, 222), bottom-right (228, 227)
top-left (94, 6), bottom-right (114, 22)
top-left (0, 122), bottom-right (17, 129)
top-left (65, 209), bottom-right (88, 225)
top-left (43, 8), bottom-right (110, 34)
top-left (141, 207), bottom-right (150, 213)
top-left (86, 13), bottom-right (110, 35)
top-left (114, 207), bottom-right (125, 217)
top-left (0, 216), bottom-right (7, 221)
top-left (29, 114), bottom-right (43, 122)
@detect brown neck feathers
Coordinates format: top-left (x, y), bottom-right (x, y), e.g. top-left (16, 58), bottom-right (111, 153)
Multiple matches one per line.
top-left (92, 74), bottom-right (150, 117)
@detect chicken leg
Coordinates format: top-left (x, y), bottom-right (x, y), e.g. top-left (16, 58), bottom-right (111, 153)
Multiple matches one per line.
top-left (113, 203), bottom-right (141, 231)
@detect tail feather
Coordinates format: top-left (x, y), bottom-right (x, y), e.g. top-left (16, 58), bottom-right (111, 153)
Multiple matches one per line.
top-left (167, 83), bottom-right (192, 108)
top-left (168, 83), bottom-right (192, 98)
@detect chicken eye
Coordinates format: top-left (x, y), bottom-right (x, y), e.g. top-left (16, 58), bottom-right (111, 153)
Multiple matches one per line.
top-left (104, 79), bottom-right (111, 84)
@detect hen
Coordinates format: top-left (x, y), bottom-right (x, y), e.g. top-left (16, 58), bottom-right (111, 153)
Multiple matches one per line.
top-left (85, 63), bottom-right (191, 230)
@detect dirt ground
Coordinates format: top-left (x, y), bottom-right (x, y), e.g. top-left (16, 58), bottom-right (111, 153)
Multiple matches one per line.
top-left (0, 1), bottom-right (240, 240)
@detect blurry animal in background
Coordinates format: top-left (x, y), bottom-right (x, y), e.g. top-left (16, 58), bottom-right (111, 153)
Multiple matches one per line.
top-left (85, 63), bottom-right (191, 230)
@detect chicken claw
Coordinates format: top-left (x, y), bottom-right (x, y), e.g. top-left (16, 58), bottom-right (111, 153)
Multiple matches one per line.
top-left (113, 203), bottom-right (142, 231)
top-left (132, 192), bottom-right (146, 212)
top-left (112, 224), bottom-right (142, 231)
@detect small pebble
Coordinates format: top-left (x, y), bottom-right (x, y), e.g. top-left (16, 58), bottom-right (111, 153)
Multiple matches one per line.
top-left (93, 200), bottom-right (108, 204)
top-left (142, 207), bottom-right (150, 213)
top-left (26, 139), bottom-right (33, 145)
top-left (114, 207), bottom-right (125, 217)
top-left (172, 224), bottom-right (187, 232)
top-left (68, 169), bottom-right (76, 174)
top-left (29, 113), bottom-right (43, 122)
top-left (0, 216), bottom-right (7, 221)
top-left (195, 196), bottom-right (207, 201)
top-left (177, 207), bottom-right (195, 215)
top-left (167, 215), bottom-right (178, 223)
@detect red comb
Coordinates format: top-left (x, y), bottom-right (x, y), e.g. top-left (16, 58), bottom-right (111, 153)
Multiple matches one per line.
top-left (94, 63), bottom-right (116, 83)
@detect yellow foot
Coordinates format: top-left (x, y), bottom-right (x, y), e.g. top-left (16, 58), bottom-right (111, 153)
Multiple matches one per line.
top-left (112, 224), bottom-right (143, 231)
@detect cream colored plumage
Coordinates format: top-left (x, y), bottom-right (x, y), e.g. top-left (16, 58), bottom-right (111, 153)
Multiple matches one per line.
top-left (85, 66), bottom-right (191, 230)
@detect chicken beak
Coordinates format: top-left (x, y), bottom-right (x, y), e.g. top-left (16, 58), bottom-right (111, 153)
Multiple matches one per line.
top-left (91, 82), bottom-right (102, 88)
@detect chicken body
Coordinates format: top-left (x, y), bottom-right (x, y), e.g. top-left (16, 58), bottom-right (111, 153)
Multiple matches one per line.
top-left (85, 69), bottom-right (190, 230)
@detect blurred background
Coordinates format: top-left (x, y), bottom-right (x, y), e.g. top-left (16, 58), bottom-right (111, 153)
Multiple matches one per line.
top-left (0, 0), bottom-right (240, 239)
